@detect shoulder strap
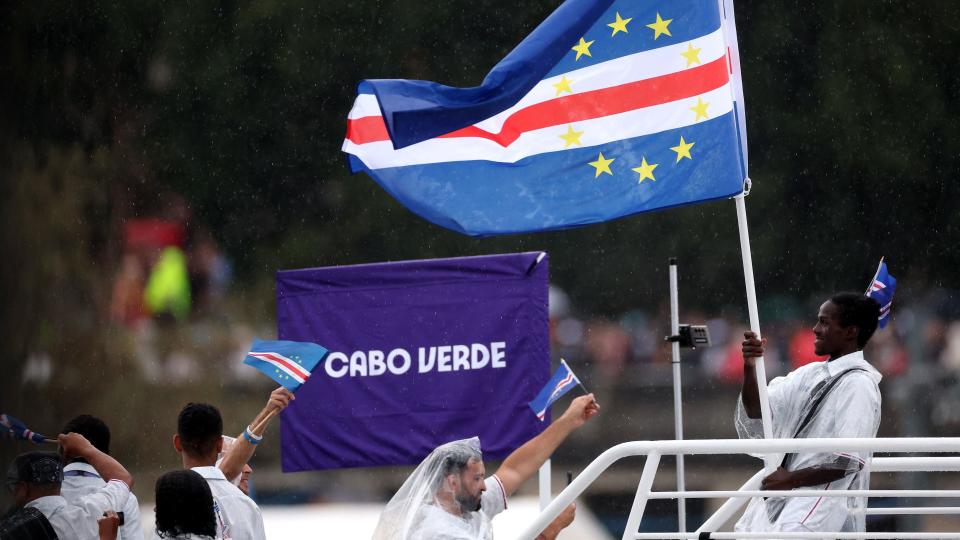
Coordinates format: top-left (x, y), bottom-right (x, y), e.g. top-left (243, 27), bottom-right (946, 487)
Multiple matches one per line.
top-left (793, 367), bottom-right (869, 439)
top-left (781, 367), bottom-right (869, 469)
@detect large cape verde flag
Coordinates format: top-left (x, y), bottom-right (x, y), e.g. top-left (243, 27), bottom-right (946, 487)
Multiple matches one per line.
top-left (343, 0), bottom-right (749, 236)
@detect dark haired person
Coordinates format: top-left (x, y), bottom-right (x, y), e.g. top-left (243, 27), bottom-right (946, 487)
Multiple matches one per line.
top-left (173, 389), bottom-right (291, 540)
top-left (153, 470), bottom-right (217, 539)
top-left (4, 433), bottom-right (133, 540)
top-left (371, 394), bottom-right (599, 540)
top-left (60, 415), bottom-right (143, 540)
top-left (735, 293), bottom-right (883, 536)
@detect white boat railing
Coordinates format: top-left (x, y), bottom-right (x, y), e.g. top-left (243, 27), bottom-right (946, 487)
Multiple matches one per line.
top-left (513, 437), bottom-right (960, 540)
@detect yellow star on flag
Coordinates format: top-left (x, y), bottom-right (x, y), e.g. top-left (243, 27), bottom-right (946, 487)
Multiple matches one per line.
top-left (572, 37), bottom-right (594, 61)
top-left (607, 12), bottom-right (632, 36)
top-left (632, 157), bottom-right (658, 183)
top-left (588, 152), bottom-right (615, 177)
top-left (559, 125), bottom-right (584, 148)
top-left (690, 97), bottom-right (710, 121)
top-left (646, 13), bottom-right (673, 40)
top-left (670, 136), bottom-right (695, 162)
top-left (553, 76), bottom-right (573, 96)
top-left (681, 43), bottom-right (702, 67)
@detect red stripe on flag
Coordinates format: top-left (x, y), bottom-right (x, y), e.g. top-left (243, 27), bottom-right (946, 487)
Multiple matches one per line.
top-left (250, 352), bottom-right (310, 380)
top-left (345, 57), bottom-right (730, 147)
top-left (346, 116), bottom-right (391, 145)
top-left (548, 372), bottom-right (576, 401)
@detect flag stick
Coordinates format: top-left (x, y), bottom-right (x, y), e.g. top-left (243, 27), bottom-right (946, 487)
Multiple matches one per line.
top-left (864, 256), bottom-right (885, 295)
top-left (6, 435), bottom-right (57, 445)
top-left (735, 194), bottom-right (777, 473)
top-left (251, 409), bottom-right (277, 434)
top-left (560, 359), bottom-right (592, 397)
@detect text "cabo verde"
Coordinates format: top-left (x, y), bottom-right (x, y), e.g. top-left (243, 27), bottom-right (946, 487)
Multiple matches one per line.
top-left (324, 342), bottom-right (507, 379)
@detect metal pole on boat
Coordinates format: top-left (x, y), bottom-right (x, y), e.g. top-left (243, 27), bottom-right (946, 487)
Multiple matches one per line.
top-left (669, 258), bottom-right (687, 533)
top-left (539, 460), bottom-right (551, 510)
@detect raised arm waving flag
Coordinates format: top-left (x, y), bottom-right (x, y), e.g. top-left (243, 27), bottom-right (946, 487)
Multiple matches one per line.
top-left (343, 0), bottom-right (748, 236)
top-left (528, 359), bottom-right (584, 421)
top-left (244, 339), bottom-right (329, 392)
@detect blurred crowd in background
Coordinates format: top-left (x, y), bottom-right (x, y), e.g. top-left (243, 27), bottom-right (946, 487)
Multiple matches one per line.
top-left (18, 215), bottom-right (960, 443)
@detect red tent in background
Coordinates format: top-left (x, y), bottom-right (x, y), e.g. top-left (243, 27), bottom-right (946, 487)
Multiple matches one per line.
top-left (789, 327), bottom-right (825, 369)
top-left (124, 218), bottom-right (185, 250)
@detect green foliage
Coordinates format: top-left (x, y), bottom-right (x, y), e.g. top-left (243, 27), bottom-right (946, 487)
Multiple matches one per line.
top-left (0, 144), bottom-right (123, 506)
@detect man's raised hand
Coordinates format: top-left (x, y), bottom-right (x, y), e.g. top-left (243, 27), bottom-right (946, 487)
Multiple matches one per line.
top-left (267, 387), bottom-right (295, 413)
top-left (58, 432), bottom-right (95, 460)
top-left (559, 394), bottom-right (600, 429)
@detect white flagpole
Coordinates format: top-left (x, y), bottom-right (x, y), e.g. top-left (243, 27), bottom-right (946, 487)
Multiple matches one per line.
top-left (668, 258), bottom-right (687, 532)
top-left (735, 193), bottom-right (777, 472)
top-left (539, 460), bottom-right (551, 510)
top-left (721, 0), bottom-right (775, 469)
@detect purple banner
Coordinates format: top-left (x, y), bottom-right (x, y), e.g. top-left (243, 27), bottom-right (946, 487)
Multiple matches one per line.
top-left (277, 252), bottom-right (550, 471)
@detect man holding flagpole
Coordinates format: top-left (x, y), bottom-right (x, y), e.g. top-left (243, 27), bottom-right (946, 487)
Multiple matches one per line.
top-left (371, 394), bottom-right (599, 540)
top-left (216, 387), bottom-right (294, 494)
top-left (734, 288), bottom-right (888, 536)
top-left (172, 386), bottom-right (294, 540)
top-left (212, 339), bottom-right (326, 494)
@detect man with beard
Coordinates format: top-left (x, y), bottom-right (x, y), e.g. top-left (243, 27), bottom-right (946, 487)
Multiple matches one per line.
top-left (734, 292), bottom-right (883, 536)
top-left (371, 394), bottom-right (599, 540)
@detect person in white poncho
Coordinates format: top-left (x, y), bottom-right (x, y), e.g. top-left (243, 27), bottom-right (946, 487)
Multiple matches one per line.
top-left (734, 292), bottom-right (883, 537)
top-left (371, 394), bottom-right (600, 540)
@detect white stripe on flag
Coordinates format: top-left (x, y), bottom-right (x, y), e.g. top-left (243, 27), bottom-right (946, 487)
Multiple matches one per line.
top-left (547, 372), bottom-right (577, 403)
top-left (248, 352), bottom-right (309, 383)
top-left (249, 351), bottom-right (311, 378)
top-left (343, 84), bottom-right (734, 169)
top-left (346, 28), bottom-right (727, 126)
top-left (475, 29), bottom-right (727, 132)
top-left (720, 0), bottom-right (749, 174)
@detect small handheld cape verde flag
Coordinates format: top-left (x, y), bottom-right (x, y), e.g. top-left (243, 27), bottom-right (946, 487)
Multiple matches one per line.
top-left (244, 339), bottom-right (329, 392)
top-left (1, 414), bottom-right (50, 444)
top-left (343, 0), bottom-right (749, 236)
top-left (529, 359), bottom-right (582, 421)
top-left (865, 259), bottom-right (897, 329)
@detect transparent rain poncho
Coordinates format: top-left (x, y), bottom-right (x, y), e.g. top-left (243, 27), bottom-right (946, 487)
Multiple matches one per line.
top-left (371, 437), bottom-right (505, 540)
top-left (215, 435), bottom-right (242, 487)
top-left (734, 351), bottom-right (882, 534)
